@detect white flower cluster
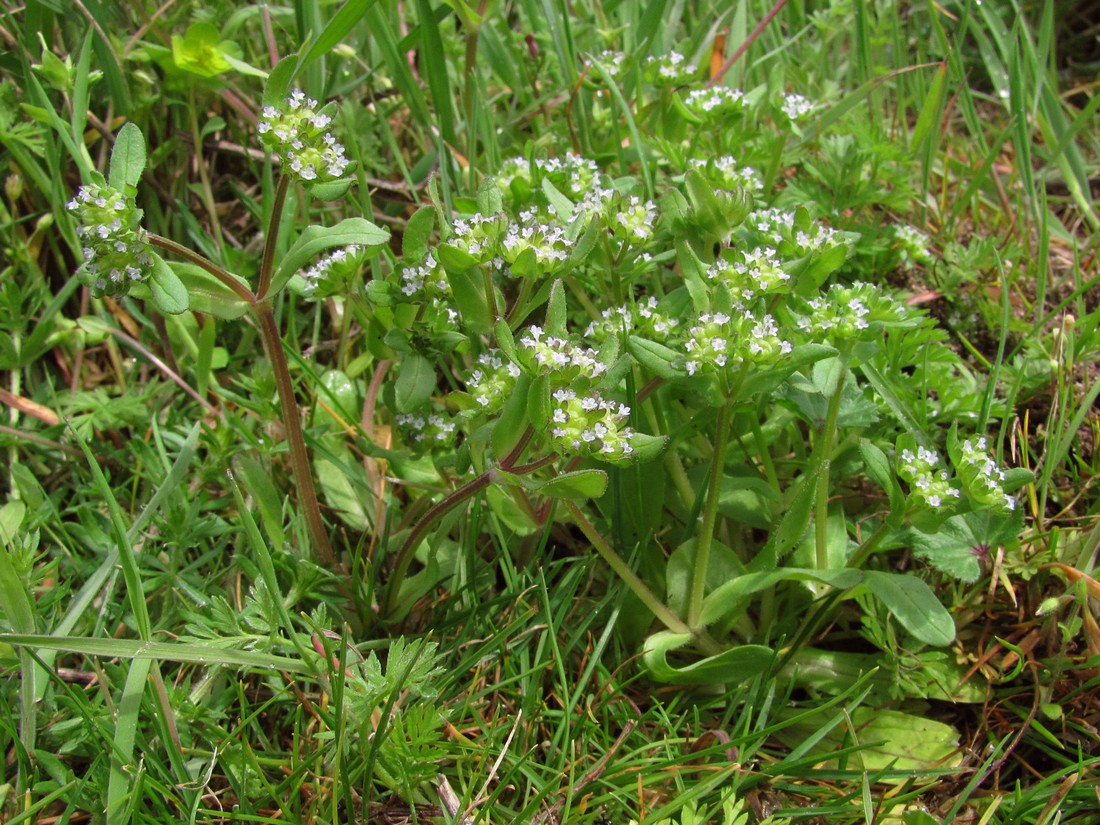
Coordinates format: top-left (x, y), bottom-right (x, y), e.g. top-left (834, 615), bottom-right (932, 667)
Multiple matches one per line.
top-left (449, 212), bottom-right (507, 264)
top-left (465, 349), bottom-right (521, 412)
top-left (396, 409), bottom-right (456, 449)
top-left (707, 249), bottom-right (791, 304)
top-left (898, 446), bottom-right (960, 509)
top-left (780, 92), bottom-right (816, 120)
top-left (549, 387), bottom-right (635, 460)
top-left (611, 195), bottom-right (658, 242)
top-left (399, 253), bottom-right (449, 299)
top-left (258, 88), bottom-right (350, 182)
top-left (684, 87), bottom-right (745, 116)
top-left (957, 437), bottom-right (1016, 512)
top-left (795, 282), bottom-right (900, 342)
top-left (583, 296), bottom-right (680, 341)
top-left (497, 152), bottom-right (600, 199)
top-left (748, 208), bottom-right (841, 253)
top-left (682, 311), bottom-right (791, 376)
top-left (586, 50), bottom-right (628, 83)
top-left (646, 51), bottom-right (697, 86)
top-left (691, 156), bottom-right (763, 194)
top-left (300, 245), bottom-right (362, 297)
top-left (894, 223), bottom-right (933, 267)
top-left (519, 325), bottom-right (607, 380)
top-left (67, 183), bottom-right (153, 298)
top-left (501, 209), bottom-right (570, 268)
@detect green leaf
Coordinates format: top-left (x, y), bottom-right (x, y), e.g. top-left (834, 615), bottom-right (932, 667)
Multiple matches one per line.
top-left (270, 218), bottom-right (389, 296)
top-left (525, 374), bottom-right (550, 432)
top-left (859, 438), bottom-right (905, 517)
top-left (545, 279), bottom-right (567, 336)
top-left (395, 354), bottom-right (437, 412)
top-left (308, 177), bottom-right (353, 201)
top-left (171, 262), bottom-right (250, 319)
top-left (447, 268), bottom-right (493, 334)
top-left (492, 373), bottom-right (531, 459)
top-left (148, 253), bottom-right (188, 314)
top-left (232, 454), bottom-right (287, 552)
top-left (0, 633), bottom-right (313, 674)
top-left (863, 570), bottom-right (955, 646)
top-left (628, 336), bottom-right (685, 379)
top-left (495, 318), bottom-right (518, 364)
top-left (403, 206), bottom-right (436, 260)
top-left (541, 177), bottom-right (575, 220)
top-left (262, 54), bottom-right (299, 108)
top-left (774, 706), bottom-right (961, 772)
top-left (908, 508), bottom-right (1024, 583)
top-left (476, 176), bottom-right (503, 215)
top-left (702, 568), bottom-right (863, 626)
top-left (643, 631), bottom-right (775, 685)
top-left (533, 469), bottom-right (608, 500)
top-left (436, 242), bottom-right (478, 272)
top-left (301, 0), bottom-right (383, 67)
top-left (108, 122), bottom-right (146, 190)
top-left (315, 455), bottom-right (372, 532)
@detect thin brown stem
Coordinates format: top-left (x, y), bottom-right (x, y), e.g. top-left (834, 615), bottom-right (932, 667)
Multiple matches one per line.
top-left (256, 175), bottom-right (291, 300)
top-left (255, 304), bottom-right (335, 566)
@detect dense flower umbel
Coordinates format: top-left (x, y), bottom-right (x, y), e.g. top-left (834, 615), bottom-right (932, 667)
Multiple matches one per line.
top-left (396, 408), bottom-right (457, 450)
top-left (684, 87), bottom-right (746, 117)
top-left (747, 208), bottom-right (842, 254)
top-left (682, 311), bottom-right (792, 376)
top-left (501, 210), bottom-right (570, 269)
top-left (448, 212), bottom-right (508, 264)
top-left (67, 183), bottom-right (153, 298)
top-left (956, 437), bottom-right (1016, 512)
top-left (780, 92), bottom-right (816, 120)
top-left (645, 51), bottom-right (697, 86)
top-left (707, 249), bottom-right (791, 304)
top-left (584, 296), bottom-right (680, 342)
top-left (795, 282), bottom-right (903, 343)
top-left (257, 88), bottom-right (350, 182)
top-left (465, 349), bottom-right (521, 413)
top-left (898, 446), bottom-right (960, 509)
top-left (549, 387), bottom-right (635, 460)
top-left (519, 325), bottom-right (608, 381)
top-left (690, 156), bottom-right (763, 194)
top-left (611, 195), bottom-right (658, 243)
top-left (300, 245), bottom-right (362, 297)
top-left (399, 253), bottom-right (449, 300)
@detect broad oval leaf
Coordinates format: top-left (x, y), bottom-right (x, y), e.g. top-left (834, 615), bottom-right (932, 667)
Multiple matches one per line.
top-left (148, 253), bottom-right (188, 314)
top-left (108, 122), bottom-right (146, 190)
top-left (864, 570), bottom-right (955, 646)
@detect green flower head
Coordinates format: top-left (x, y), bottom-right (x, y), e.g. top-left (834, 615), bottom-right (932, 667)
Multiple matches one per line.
top-left (258, 88), bottom-right (350, 182)
top-left (67, 183), bottom-right (152, 298)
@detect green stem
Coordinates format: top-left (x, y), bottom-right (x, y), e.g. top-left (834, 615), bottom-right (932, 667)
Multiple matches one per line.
top-left (846, 519), bottom-right (894, 570)
top-left (254, 304), bottom-right (335, 567)
top-left (815, 368), bottom-right (847, 570)
top-left (688, 390), bottom-right (737, 627)
top-left (564, 499), bottom-right (719, 653)
top-left (256, 175), bottom-right (291, 300)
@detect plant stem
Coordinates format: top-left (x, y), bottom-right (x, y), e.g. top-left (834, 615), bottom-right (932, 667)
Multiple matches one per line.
top-left (688, 389), bottom-right (737, 628)
top-left (814, 368), bottom-right (847, 570)
top-left (255, 303), bottom-right (335, 567)
top-left (564, 499), bottom-right (719, 653)
top-left (846, 519), bottom-right (893, 569)
top-left (256, 175), bottom-right (291, 300)
top-left (383, 427), bottom-right (541, 617)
